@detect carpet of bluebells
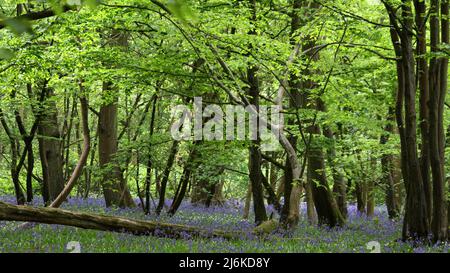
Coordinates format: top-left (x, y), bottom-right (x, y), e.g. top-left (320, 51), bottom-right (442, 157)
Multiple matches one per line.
top-left (0, 195), bottom-right (448, 253)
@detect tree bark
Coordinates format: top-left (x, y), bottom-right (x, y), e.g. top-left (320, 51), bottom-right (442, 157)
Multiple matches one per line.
top-left (429, 0), bottom-right (449, 242)
top-left (155, 139), bottom-right (179, 215)
top-left (243, 182), bottom-right (252, 220)
top-left (308, 125), bottom-right (344, 227)
top-left (37, 86), bottom-right (65, 203)
top-left (245, 0), bottom-right (268, 226)
top-left (380, 108), bottom-right (400, 218)
top-left (366, 158), bottom-right (376, 217)
top-left (324, 127), bottom-right (347, 218)
top-left (385, 1), bottom-right (430, 239)
top-left (144, 95), bottom-right (158, 214)
top-left (168, 141), bottom-right (201, 216)
top-left (0, 201), bottom-right (239, 240)
top-left (0, 108), bottom-right (25, 205)
top-left (414, 0), bottom-right (433, 223)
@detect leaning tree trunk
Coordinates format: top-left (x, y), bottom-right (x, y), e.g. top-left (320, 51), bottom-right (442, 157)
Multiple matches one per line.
top-left (0, 202), bottom-right (239, 240)
top-left (168, 141), bottom-right (201, 216)
top-left (14, 94), bottom-right (92, 231)
top-left (156, 140), bottom-right (179, 215)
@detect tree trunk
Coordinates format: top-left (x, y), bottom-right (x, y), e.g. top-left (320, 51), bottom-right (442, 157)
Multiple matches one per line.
top-left (98, 30), bottom-right (135, 208)
top-left (305, 175), bottom-right (317, 224)
top-left (156, 140), bottom-right (179, 215)
top-left (37, 86), bottom-right (64, 203)
top-left (0, 202), bottom-right (239, 240)
top-left (280, 0), bottom-right (304, 228)
top-left (245, 0), bottom-right (267, 226)
top-left (144, 95), bottom-right (158, 214)
top-left (308, 126), bottom-right (344, 227)
top-left (168, 141), bottom-right (202, 216)
top-left (191, 167), bottom-right (225, 207)
top-left (324, 127), bottom-right (347, 218)
top-left (380, 107), bottom-right (400, 218)
top-left (366, 158), bottom-right (376, 217)
top-left (12, 87), bottom-right (36, 203)
top-left (355, 180), bottom-right (367, 214)
top-left (385, 1), bottom-right (430, 239)
top-left (98, 89), bottom-right (135, 208)
top-left (414, 0), bottom-right (433, 223)
top-left (243, 182), bottom-right (252, 220)
top-left (49, 95), bottom-right (91, 208)
top-left (429, 0), bottom-right (448, 242)
top-left (0, 108), bottom-right (25, 205)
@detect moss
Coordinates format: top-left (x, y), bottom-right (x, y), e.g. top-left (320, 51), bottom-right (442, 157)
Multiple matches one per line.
top-left (253, 219), bottom-right (278, 235)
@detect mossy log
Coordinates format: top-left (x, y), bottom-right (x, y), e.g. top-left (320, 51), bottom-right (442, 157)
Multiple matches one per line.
top-left (0, 201), bottom-right (241, 240)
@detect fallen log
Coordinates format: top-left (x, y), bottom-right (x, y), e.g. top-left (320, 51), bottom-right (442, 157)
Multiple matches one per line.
top-left (0, 201), bottom-right (241, 240)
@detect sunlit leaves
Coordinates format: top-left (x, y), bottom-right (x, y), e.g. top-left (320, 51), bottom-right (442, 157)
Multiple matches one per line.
top-left (165, 0), bottom-right (197, 23)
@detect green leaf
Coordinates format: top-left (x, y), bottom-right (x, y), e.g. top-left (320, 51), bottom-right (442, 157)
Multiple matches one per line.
top-left (83, 0), bottom-right (100, 9)
top-left (0, 48), bottom-right (14, 60)
top-left (166, 0), bottom-right (196, 23)
top-left (3, 18), bottom-right (33, 35)
top-left (49, 0), bottom-right (64, 15)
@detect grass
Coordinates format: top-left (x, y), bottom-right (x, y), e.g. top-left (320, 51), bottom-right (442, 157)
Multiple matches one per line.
top-left (0, 195), bottom-right (448, 253)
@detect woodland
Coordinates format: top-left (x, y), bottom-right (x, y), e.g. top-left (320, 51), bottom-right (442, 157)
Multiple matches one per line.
top-left (0, 0), bottom-right (449, 253)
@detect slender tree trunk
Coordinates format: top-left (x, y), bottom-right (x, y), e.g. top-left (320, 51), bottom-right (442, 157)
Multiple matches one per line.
top-left (380, 108), bottom-right (400, 218)
top-left (248, 138), bottom-right (268, 225)
top-left (15, 93), bottom-right (92, 232)
top-left (12, 88), bottom-right (36, 203)
top-left (243, 183), bottom-right (252, 220)
top-left (0, 109), bottom-right (25, 205)
top-left (305, 174), bottom-right (317, 224)
top-left (366, 158), bottom-right (376, 217)
top-left (168, 141), bottom-right (201, 216)
top-left (429, 0), bottom-right (448, 242)
top-left (156, 140), bottom-right (179, 215)
top-left (245, 0), bottom-right (267, 226)
top-left (414, 0), bottom-right (433, 223)
top-left (144, 95), bottom-right (158, 214)
top-left (324, 127), bottom-right (347, 218)
top-left (49, 95), bottom-right (91, 208)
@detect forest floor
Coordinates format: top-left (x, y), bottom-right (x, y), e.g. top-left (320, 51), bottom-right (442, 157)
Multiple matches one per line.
top-left (0, 196), bottom-right (448, 253)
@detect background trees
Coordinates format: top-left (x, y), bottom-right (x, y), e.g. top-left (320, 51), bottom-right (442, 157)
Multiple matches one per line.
top-left (0, 0), bottom-right (448, 244)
